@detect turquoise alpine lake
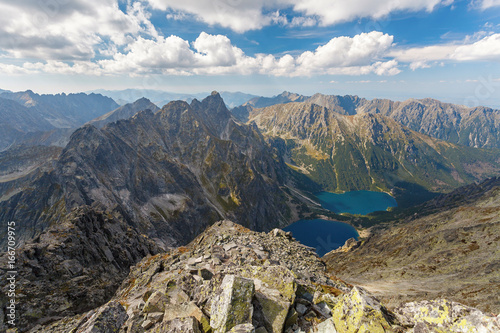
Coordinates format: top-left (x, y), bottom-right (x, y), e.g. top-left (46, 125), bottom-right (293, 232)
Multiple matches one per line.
top-left (315, 190), bottom-right (397, 215)
top-left (283, 219), bottom-right (359, 257)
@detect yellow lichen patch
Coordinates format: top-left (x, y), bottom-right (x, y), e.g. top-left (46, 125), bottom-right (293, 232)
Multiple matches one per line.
top-left (331, 287), bottom-right (393, 333)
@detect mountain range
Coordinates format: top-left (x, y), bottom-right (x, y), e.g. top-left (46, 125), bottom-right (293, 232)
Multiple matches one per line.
top-left (249, 102), bottom-right (500, 207)
top-left (0, 90), bottom-right (119, 151)
top-left (237, 91), bottom-right (500, 149)
top-left (0, 92), bottom-right (313, 250)
top-left (1, 89), bottom-right (500, 332)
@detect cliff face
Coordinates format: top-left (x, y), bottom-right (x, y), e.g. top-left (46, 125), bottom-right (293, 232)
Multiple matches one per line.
top-left (0, 92), bottom-right (301, 250)
top-left (249, 102), bottom-right (500, 206)
top-left (27, 220), bottom-right (500, 333)
top-left (324, 177), bottom-right (500, 314)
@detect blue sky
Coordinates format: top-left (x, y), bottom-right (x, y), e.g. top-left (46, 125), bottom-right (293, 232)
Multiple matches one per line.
top-left (0, 0), bottom-right (499, 107)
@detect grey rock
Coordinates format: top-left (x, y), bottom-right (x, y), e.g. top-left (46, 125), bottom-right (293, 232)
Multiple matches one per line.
top-left (229, 323), bottom-right (256, 332)
top-left (210, 275), bottom-right (255, 333)
top-left (155, 316), bottom-right (201, 333)
top-left (76, 301), bottom-right (128, 333)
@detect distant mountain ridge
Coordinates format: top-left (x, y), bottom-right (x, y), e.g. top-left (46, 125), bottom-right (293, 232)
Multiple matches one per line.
top-left (0, 90), bottom-right (119, 151)
top-left (1, 97), bottom-right (159, 151)
top-left (236, 91), bottom-right (500, 149)
top-left (86, 97), bottom-right (160, 128)
top-left (90, 88), bottom-right (258, 108)
top-left (0, 90), bottom-right (119, 128)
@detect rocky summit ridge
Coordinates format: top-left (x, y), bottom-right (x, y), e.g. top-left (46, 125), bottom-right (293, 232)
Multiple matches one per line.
top-left (29, 220), bottom-right (499, 333)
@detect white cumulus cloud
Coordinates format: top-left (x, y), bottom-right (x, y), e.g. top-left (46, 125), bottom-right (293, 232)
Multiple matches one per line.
top-left (0, 31), bottom-right (400, 77)
top-left (0, 0), bottom-right (158, 61)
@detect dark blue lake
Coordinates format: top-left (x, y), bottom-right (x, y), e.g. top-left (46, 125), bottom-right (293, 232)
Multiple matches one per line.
top-left (316, 190), bottom-right (397, 215)
top-left (283, 219), bottom-right (359, 257)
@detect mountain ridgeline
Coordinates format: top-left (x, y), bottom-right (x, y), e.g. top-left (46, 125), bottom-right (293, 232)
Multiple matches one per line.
top-left (236, 91), bottom-right (500, 149)
top-left (0, 92), bottom-right (307, 250)
top-left (248, 102), bottom-right (500, 206)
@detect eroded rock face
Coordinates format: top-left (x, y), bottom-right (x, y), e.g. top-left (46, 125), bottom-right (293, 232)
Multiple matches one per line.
top-left (27, 220), bottom-right (499, 333)
top-left (0, 206), bottom-right (160, 332)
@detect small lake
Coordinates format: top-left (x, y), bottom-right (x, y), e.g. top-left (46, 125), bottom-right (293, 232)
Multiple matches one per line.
top-left (316, 190), bottom-right (397, 215)
top-left (283, 219), bottom-right (359, 256)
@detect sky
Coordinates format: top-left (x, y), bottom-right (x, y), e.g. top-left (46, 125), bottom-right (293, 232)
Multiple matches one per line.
top-left (0, 0), bottom-right (500, 107)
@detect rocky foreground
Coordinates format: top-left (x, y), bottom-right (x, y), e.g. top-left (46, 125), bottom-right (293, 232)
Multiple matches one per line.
top-left (29, 220), bottom-right (499, 333)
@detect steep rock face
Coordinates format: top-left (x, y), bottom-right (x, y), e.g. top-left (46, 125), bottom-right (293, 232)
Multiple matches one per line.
top-left (249, 102), bottom-right (500, 205)
top-left (309, 95), bottom-right (500, 149)
top-left (356, 98), bottom-right (500, 149)
top-left (324, 177), bottom-right (500, 313)
top-left (29, 221), bottom-right (499, 333)
top-left (0, 206), bottom-right (160, 332)
top-left (0, 93), bottom-right (298, 249)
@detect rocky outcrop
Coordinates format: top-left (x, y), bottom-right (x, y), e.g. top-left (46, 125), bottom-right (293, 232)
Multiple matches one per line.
top-left (324, 177), bottom-right (500, 314)
top-left (0, 206), bottom-right (160, 332)
top-left (28, 220), bottom-right (499, 332)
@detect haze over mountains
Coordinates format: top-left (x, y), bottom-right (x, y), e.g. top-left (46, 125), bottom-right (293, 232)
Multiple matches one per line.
top-left (89, 89), bottom-right (258, 109)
